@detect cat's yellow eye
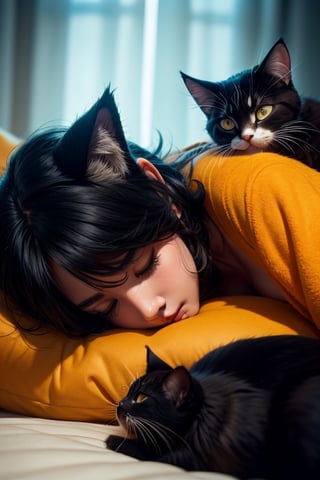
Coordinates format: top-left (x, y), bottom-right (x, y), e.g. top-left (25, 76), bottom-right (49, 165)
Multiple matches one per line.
top-left (135, 393), bottom-right (148, 403)
top-left (256, 105), bottom-right (273, 121)
top-left (220, 118), bottom-right (235, 130)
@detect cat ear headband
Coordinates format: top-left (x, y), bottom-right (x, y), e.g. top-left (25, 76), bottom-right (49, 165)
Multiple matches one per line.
top-left (53, 86), bottom-right (141, 179)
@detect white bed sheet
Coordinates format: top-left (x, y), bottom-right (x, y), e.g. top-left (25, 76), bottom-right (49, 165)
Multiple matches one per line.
top-left (0, 411), bottom-right (237, 480)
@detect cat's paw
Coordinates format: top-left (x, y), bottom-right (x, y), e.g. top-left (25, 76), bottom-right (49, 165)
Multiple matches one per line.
top-left (105, 434), bottom-right (126, 451)
top-left (106, 435), bottom-right (153, 460)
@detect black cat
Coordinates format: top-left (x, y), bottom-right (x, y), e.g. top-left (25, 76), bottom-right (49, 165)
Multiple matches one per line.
top-left (106, 335), bottom-right (320, 479)
top-left (181, 38), bottom-right (320, 169)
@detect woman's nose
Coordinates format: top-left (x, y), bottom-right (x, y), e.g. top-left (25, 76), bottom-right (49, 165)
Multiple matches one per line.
top-left (127, 288), bottom-right (166, 319)
top-left (140, 295), bottom-right (166, 319)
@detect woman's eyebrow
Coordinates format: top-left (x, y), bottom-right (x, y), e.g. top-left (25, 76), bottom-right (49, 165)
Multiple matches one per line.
top-left (77, 292), bottom-right (104, 309)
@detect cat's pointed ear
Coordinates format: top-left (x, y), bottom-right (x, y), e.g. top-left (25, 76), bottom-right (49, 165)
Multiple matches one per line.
top-left (181, 71), bottom-right (218, 117)
top-left (163, 366), bottom-right (192, 408)
top-left (258, 38), bottom-right (292, 86)
top-left (146, 346), bottom-right (172, 374)
top-left (53, 86), bottom-right (141, 178)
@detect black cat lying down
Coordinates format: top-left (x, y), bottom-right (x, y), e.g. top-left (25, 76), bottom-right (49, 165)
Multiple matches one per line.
top-left (106, 335), bottom-right (320, 480)
top-left (180, 38), bottom-right (320, 169)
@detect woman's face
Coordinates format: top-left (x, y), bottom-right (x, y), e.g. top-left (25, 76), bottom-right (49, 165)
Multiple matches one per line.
top-left (52, 236), bottom-right (200, 329)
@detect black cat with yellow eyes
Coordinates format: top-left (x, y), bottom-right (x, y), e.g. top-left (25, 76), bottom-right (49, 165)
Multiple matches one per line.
top-left (181, 38), bottom-right (320, 169)
top-left (106, 336), bottom-right (320, 479)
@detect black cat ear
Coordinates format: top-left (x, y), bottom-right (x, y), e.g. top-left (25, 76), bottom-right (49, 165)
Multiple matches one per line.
top-left (181, 71), bottom-right (218, 117)
top-left (258, 38), bottom-right (292, 86)
top-left (163, 366), bottom-right (192, 408)
top-left (146, 346), bottom-right (172, 374)
top-left (53, 86), bottom-right (141, 178)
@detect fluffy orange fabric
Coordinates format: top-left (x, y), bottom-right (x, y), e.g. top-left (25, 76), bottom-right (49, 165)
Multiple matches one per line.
top-left (193, 152), bottom-right (320, 328)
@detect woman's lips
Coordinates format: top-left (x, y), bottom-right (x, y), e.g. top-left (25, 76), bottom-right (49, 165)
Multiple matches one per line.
top-left (164, 305), bottom-right (186, 324)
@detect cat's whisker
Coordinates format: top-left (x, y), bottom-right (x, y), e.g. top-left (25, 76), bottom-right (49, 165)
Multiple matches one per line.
top-left (273, 131), bottom-right (305, 149)
top-left (126, 414), bottom-right (157, 449)
top-left (276, 136), bottom-right (320, 155)
top-left (280, 122), bottom-right (320, 136)
top-left (105, 398), bottom-right (121, 425)
top-left (280, 119), bottom-right (316, 129)
top-left (132, 417), bottom-right (166, 455)
top-left (273, 134), bottom-right (320, 158)
top-left (135, 417), bottom-right (174, 448)
top-left (275, 131), bottom-right (310, 145)
top-left (110, 435), bottom-right (128, 453)
top-left (128, 414), bottom-right (194, 456)
top-left (172, 143), bottom-right (216, 170)
top-left (272, 137), bottom-right (296, 155)
top-left (211, 144), bottom-right (235, 158)
top-left (131, 419), bottom-right (155, 447)
top-left (141, 424), bottom-right (172, 454)
top-left (144, 419), bottom-right (194, 455)
top-left (275, 126), bottom-right (320, 153)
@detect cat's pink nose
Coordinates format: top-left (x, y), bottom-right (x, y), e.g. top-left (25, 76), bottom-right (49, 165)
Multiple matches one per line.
top-left (242, 133), bottom-right (253, 142)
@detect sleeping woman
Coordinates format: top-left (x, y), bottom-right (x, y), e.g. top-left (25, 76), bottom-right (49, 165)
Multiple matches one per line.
top-left (0, 86), bottom-right (320, 336)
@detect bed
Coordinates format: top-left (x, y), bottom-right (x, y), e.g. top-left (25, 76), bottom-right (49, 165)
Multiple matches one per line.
top-left (0, 410), bottom-right (236, 480)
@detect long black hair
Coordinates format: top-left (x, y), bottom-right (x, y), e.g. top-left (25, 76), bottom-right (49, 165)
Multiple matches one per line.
top-left (0, 88), bottom-right (213, 336)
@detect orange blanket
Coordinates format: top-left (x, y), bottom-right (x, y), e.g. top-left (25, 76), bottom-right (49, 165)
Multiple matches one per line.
top-left (193, 152), bottom-right (320, 329)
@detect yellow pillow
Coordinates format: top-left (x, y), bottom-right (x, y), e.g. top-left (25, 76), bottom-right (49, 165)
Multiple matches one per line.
top-left (0, 296), bottom-right (318, 422)
top-left (0, 133), bottom-right (319, 422)
top-left (0, 129), bottom-right (20, 173)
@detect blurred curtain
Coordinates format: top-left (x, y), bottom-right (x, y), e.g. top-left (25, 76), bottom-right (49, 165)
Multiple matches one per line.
top-left (1, 0), bottom-right (320, 149)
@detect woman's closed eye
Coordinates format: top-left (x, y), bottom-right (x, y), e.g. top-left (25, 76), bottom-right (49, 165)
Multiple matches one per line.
top-left (95, 299), bottom-right (118, 318)
top-left (136, 250), bottom-right (160, 279)
top-left (77, 291), bottom-right (118, 318)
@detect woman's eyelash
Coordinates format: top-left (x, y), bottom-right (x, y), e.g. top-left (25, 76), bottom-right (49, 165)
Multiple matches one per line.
top-left (96, 299), bottom-right (117, 318)
top-left (89, 250), bottom-right (160, 319)
top-left (136, 252), bottom-right (160, 279)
